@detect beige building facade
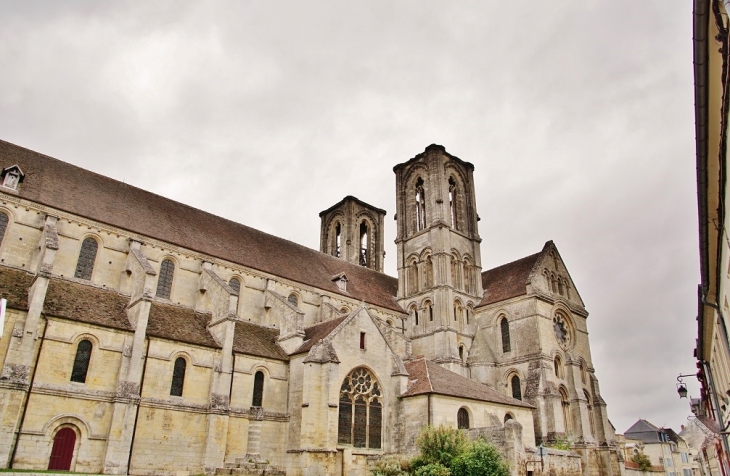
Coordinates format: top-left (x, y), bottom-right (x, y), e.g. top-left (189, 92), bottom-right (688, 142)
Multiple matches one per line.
top-left (0, 140), bottom-right (618, 475)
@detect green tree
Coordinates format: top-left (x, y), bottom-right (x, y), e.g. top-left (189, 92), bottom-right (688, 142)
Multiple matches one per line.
top-left (632, 452), bottom-right (652, 471)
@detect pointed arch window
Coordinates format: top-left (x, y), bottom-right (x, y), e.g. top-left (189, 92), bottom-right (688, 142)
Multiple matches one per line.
top-left (554, 356), bottom-right (563, 378)
top-left (457, 407), bottom-right (469, 429)
top-left (0, 212), bottom-right (8, 245)
top-left (425, 256), bottom-right (434, 289)
top-left (408, 260), bottom-right (419, 295)
top-left (561, 388), bottom-right (572, 434)
top-left (337, 367), bottom-right (382, 448)
top-left (359, 221), bottom-right (369, 267)
top-left (585, 390), bottom-right (595, 436)
top-left (449, 177), bottom-right (458, 229)
top-left (511, 375), bottom-right (522, 401)
top-left (228, 277), bottom-right (241, 295)
top-left (74, 237), bottom-right (98, 280)
top-left (252, 371), bottom-right (265, 407)
top-left (156, 259), bottom-right (175, 299)
top-left (451, 256), bottom-right (462, 290)
top-left (170, 357), bottom-right (186, 396)
top-left (71, 340), bottom-right (92, 383)
top-left (335, 222), bottom-right (342, 258)
top-left (415, 178), bottom-right (426, 231)
top-left (500, 317), bottom-right (511, 353)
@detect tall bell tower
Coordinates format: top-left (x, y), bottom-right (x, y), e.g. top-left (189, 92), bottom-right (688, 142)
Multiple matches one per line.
top-left (394, 144), bottom-right (483, 372)
top-left (319, 196), bottom-right (386, 273)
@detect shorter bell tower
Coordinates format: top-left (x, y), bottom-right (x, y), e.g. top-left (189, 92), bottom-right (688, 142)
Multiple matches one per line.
top-left (319, 196), bottom-right (386, 273)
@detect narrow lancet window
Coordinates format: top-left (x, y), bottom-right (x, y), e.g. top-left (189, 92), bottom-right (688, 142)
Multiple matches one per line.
top-left (511, 375), bottom-right (522, 400)
top-left (0, 212), bottom-right (8, 245)
top-left (252, 371), bottom-right (264, 407)
top-left (74, 237), bottom-right (98, 280)
top-left (170, 357), bottom-right (186, 396)
top-left (71, 340), bottom-right (92, 383)
top-left (449, 177), bottom-right (457, 229)
top-left (335, 222), bottom-right (342, 258)
top-left (156, 259), bottom-right (175, 299)
top-left (415, 178), bottom-right (426, 231)
top-left (359, 222), bottom-right (369, 266)
top-left (501, 317), bottom-right (511, 353)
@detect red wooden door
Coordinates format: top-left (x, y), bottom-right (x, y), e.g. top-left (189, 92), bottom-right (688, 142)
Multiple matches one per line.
top-left (48, 427), bottom-right (76, 470)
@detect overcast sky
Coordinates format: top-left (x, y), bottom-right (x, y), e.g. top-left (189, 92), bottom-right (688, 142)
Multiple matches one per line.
top-left (0, 1), bottom-right (698, 435)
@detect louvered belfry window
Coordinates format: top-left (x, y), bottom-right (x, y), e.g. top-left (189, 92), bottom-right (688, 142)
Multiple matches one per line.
top-left (156, 259), bottom-right (175, 299)
top-left (71, 340), bottom-right (92, 383)
top-left (74, 237), bottom-right (98, 280)
top-left (170, 357), bottom-right (186, 396)
top-left (337, 367), bottom-right (382, 449)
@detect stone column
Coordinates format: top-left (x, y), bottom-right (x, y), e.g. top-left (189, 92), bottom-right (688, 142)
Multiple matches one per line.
top-left (0, 215), bottom-right (57, 468)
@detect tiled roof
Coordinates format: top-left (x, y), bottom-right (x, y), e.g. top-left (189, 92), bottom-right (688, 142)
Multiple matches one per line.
top-left (44, 278), bottom-right (133, 331)
top-left (232, 320), bottom-right (289, 361)
top-left (147, 302), bottom-right (220, 348)
top-left (0, 140), bottom-right (403, 313)
top-left (479, 251), bottom-right (543, 306)
top-left (401, 358), bottom-right (534, 408)
top-left (292, 316), bottom-right (348, 355)
top-left (0, 267), bottom-right (34, 310)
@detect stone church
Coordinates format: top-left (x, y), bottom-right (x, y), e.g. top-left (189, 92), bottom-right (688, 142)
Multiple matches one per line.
top-left (0, 140), bottom-right (621, 476)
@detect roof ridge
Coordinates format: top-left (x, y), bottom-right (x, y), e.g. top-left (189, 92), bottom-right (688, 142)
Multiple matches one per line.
top-left (481, 250), bottom-right (543, 275)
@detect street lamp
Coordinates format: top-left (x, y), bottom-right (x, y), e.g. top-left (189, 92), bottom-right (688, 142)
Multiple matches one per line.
top-left (677, 373), bottom-right (697, 399)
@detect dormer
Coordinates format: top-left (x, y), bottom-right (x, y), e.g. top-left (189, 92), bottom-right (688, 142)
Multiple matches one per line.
top-left (1, 165), bottom-right (24, 192)
top-left (332, 272), bottom-right (348, 293)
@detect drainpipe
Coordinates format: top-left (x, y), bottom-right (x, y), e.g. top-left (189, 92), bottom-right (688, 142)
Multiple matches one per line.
top-left (126, 338), bottom-right (150, 475)
top-left (9, 317), bottom-right (48, 468)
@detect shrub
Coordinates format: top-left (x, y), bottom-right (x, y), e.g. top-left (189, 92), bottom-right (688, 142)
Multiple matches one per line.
top-left (415, 425), bottom-right (469, 468)
top-left (414, 463), bottom-right (452, 476)
top-left (370, 456), bottom-right (411, 476)
top-left (450, 440), bottom-right (510, 476)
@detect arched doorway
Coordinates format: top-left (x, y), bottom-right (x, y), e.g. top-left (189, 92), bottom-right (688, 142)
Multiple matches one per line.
top-left (48, 427), bottom-right (76, 470)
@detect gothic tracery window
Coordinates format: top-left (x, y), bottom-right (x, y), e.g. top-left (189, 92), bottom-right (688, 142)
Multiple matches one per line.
top-left (170, 357), bottom-right (186, 396)
top-left (415, 178), bottom-right (426, 232)
top-left (156, 259), bottom-right (175, 299)
top-left (74, 237), bottom-right (98, 280)
top-left (71, 339), bottom-right (92, 383)
top-left (337, 367), bottom-right (382, 449)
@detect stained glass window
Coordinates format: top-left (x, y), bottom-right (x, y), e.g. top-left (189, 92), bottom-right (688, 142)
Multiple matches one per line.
top-left (170, 357), bottom-right (186, 396)
top-left (457, 408), bottom-right (469, 429)
top-left (74, 237), bottom-right (98, 280)
top-left (71, 340), bottom-right (92, 383)
top-left (337, 367), bottom-right (382, 449)
top-left (156, 259), bottom-right (175, 299)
